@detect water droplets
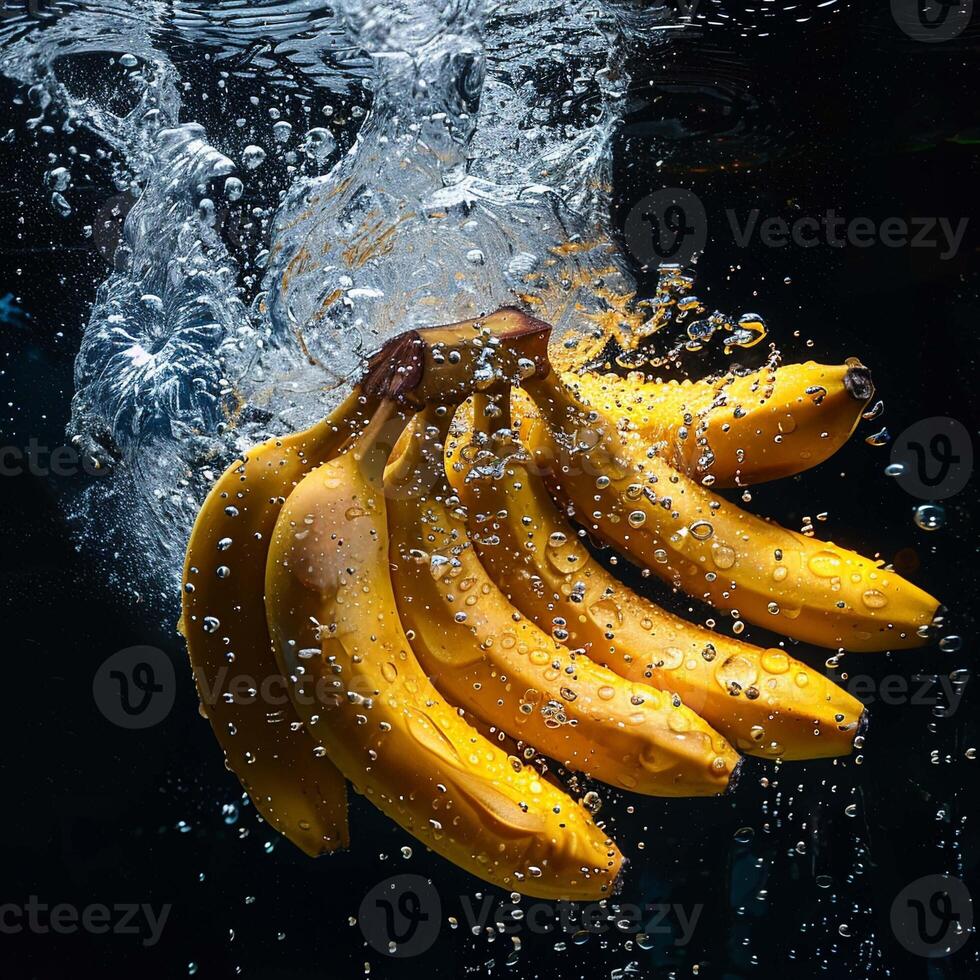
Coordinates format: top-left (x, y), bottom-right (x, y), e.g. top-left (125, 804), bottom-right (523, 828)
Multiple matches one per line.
top-left (913, 503), bottom-right (945, 531)
top-left (710, 543), bottom-right (736, 570)
top-left (860, 588), bottom-right (888, 610)
top-left (689, 520), bottom-right (713, 541)
top-left (242, 145), bottom-right (267, 169)
top-left (272, 120), bottom-right (293, 144)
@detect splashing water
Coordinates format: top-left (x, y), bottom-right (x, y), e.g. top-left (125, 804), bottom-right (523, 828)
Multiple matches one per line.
top-left (0, 0), bottom-right (754, 601)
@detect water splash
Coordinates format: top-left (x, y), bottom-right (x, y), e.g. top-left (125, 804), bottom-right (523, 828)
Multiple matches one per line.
top-left (0, 0), bottom-right (679, 598)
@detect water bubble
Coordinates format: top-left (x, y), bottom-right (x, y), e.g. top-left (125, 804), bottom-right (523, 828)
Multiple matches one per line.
top-left (861, 589), bottom-right (888, 610)
top-left (711, 543), bottom-right (736, 569)
top-left (272, 121), bottom-right (293, 143)
top-left (689, 520), bottom-right (713, 541)
top-left (242, 145), bottom-right (267, 170)
top-left (304, 128), bottom-right (336, 164)
top-left (506, 252), bottom-right (538, 279)
top-left (47, 167), bottom-right (71, 191)
top-left (50, 192), bottom-right (72, 217)
top-left (913, 503), bottom-right (945, 531)
top-left (224, 177), bottom-right (244, 201)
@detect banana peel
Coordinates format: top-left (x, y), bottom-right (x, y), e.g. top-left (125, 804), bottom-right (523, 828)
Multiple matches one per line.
top-left (387, 408), bottom-right (740, 795)
top-left (448, 396), bottom-right (865, 760)
top-left (180, 389), bottom-right (370, 855)
top-left (522, 371), bottom-right (939, 652)
top-left (553, 360), bottom-right (875, 486)
top-left (265, 400), bottom-right (622, 899)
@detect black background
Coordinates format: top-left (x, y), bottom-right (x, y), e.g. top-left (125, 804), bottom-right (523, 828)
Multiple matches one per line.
top-left (1, 1), bottom-right (978, 978)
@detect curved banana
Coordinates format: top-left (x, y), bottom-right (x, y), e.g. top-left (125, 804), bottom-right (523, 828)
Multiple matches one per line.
top-left (179, 308), bottom-right (552, 855)
top-left (180, 389), bottom-right (371, 855)
top-left (448, 396), bottom-right (864, 760)
top-left (386, 407), bottom-right (739, 795)
top-left (543, 359), bottom-right (874, 486)
top-left (264, 399), bottom-right (622, 899)
top-left (521, 371), bottom-right (939, 652)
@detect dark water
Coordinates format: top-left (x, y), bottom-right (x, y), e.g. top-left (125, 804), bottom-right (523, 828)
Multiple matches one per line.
top-left (1, 1), bottom-right (978, 978)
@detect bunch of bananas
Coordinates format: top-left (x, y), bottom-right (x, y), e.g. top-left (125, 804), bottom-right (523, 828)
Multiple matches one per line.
top-left (180, 309), bottom-right (939, 900)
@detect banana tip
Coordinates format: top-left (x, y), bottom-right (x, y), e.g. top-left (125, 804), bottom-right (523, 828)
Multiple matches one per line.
top-left (724, 755), bottom-right (746, 796)
top-left (844, 363), bottom-right (874, 402)
top-left (608, 855), bottom-right (628, 898)
top-left (854, 703), bottom-right (870, 745)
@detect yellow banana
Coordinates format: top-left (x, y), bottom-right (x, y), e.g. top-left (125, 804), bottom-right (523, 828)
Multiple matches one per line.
top-left (548, 360), bottom-right (875, 486)
top-left (521, 370), bottom-right (939, 652)
top-left (387, 407), bottom-right (739, 795)
top-left (448, 396), bottom-right (865, 760)
top-left (264, 398), bottom-right (622, 899)
top-left (180, 389), bottom-right (371, 855)
top-left (179, 309), bottom-right (552, 855)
